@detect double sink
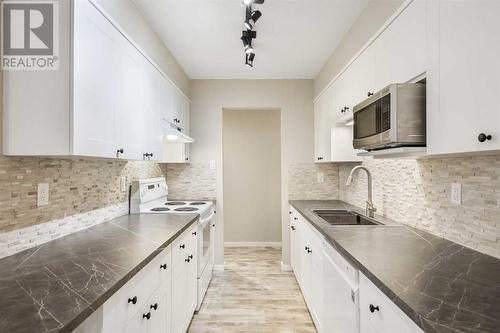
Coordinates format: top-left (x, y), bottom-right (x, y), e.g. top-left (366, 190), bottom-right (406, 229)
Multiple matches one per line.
top-left (313, 210), bottom-right (382, 226)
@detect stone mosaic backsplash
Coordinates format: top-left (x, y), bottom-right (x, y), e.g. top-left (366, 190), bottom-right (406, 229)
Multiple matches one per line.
top-left (163, 163), bottom-right (217, 200)
top-left (288, 163), bottom-right (340, 200)
top-left (339, 156), bottom-right (500, 259)
top-left (0, 156), bottom-right (163, 232)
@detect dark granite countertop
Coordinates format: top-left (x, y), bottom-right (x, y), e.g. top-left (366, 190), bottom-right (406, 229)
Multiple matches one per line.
top-left (289, 200), bottom-right (500, 333)
top-left (0, 213), bottom-right (198, 333)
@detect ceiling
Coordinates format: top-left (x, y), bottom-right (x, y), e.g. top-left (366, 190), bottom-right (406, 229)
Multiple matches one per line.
top-left (132, 0), bottom-right (369, 79)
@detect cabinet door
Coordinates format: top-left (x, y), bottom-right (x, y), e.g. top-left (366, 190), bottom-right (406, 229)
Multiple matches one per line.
top-left (373, 0), bottom-right (426, 91)
top-left (314, 87), bottom-right (334, 162)
top-left (349, 44), bottom-right (376, 108)
top-left (309, 240), bottom-right (323, 331)
top-left (122, 303), bottom-right (150, 333)
top-left (171, 262), bottom-right (188, 333)
top-left (118, 38), bottom-right (144, 160)
top-left (289, 213), bottom-right (298, 272)
top-left (186, 231), bottom-right (198, 317)
top-left (140, 59), bottom-right (163, 161)
top-left (73, 0), bottom-right (121, 158)
top-left (427, 0), bottom-right (500, 154)
top-left (148, 288), bottom-right (170, 333)
top-left (160, 77), bottom-right (174, 127)
top-left (299, 235), bottom-right (312, 303)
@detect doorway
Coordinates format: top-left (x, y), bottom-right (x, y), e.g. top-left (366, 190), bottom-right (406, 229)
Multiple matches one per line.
top-left (222, 109), bottom-right (282, 245)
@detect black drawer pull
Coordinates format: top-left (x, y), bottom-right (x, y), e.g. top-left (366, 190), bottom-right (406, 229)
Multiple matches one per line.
top-left (189, 254), bottom-right (193, 259)
top-left (369, 304), bottom-right (380, 313)
top-left (150, 303), bottom-right (158, 311)
top-left (143, 312), bottom-right (151, 320)
top-left (128, 296), bottom-right (137, 304)
top-left (180, 244), bottom-right (185, 249)
top-left (160, 264), bottom-right (167, 270)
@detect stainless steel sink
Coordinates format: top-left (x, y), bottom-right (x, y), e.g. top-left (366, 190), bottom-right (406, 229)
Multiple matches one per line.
top-left (313, 210), bottom-right (381, 226)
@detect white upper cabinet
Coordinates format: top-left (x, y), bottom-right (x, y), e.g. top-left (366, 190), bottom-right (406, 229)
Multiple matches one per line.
top-left (72, 0), bottom-right (121, 159)
top-left (348, 44), bottom-right (376, 108)
top-left (427, 0), bottom-right (500, 155)
top-left (373, 0), bottom-right (426, 91)
top-left (3, 0), bottom-right (190, 161)
top-left (314, 86), bottom-right (334, 162)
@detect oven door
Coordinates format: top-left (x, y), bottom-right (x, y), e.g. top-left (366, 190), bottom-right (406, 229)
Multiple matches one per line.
top-left (198, 208), bottom-right (215, 277)
top-left (353, 87), bottom-right (393, 150)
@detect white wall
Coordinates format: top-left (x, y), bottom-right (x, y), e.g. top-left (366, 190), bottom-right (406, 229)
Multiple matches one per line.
top-left (94, 0), bottom-right (190, 96)
top-left (314, 0), bottom-right (405, 96)
top-left (190, 80), bottom-right (314, 266)
top-left (223, 110), bottom-right (282, 244)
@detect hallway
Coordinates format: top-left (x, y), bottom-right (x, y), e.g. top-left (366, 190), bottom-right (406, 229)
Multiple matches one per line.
top-left (188, 247), bottom-right (317, 333)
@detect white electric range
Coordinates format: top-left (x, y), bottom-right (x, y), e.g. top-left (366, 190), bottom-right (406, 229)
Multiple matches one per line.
top-left (130, 178), bottom-right (215, 311)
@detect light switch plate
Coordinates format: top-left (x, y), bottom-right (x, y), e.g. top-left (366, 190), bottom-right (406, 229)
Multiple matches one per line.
top-left (209, 160), bottom-right (216, 170)
top-left (37, 183), bottom-right (49, 207)
top-left (451, 183), bottom-right (461, 205)
top-left (317, 172), bottom-right (324, 183)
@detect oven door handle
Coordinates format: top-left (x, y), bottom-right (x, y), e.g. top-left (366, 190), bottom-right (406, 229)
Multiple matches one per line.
top-left (199, 210), bottom-right (215, 226)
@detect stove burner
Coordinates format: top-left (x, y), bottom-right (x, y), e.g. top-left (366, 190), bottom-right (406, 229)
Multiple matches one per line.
top-left (151, 207), bottom-right (170, 212)
top-left (165, 202), bottom-right (186, 206)
top-left (174, 207), bottom-right (199, 212)
top-left (189, 202), bottom-right (207, 206)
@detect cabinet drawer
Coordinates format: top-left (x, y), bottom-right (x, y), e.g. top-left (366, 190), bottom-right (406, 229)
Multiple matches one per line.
top-left (359, 273), bottom-right (423, 333)
top-left (101, 246), bottom-right (171, 333)
top-left (172, 225), bottom-right (197, 267)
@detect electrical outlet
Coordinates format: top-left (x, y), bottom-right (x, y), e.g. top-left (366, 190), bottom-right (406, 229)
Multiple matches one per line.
top-left (451, 183), bottom-right (461, 205)
top-left (317, 172), bottom-right (324, 183)
top-left (37, 183), bottom-right (49, 207)
top-left (209, 160), bottom-right (216, 170)
top-left (120, 176), bottom-right (127, 192)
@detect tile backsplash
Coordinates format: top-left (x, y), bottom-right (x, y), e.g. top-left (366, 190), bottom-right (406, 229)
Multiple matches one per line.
top-left (0, 156), bottom-right (163, 232)
top-left (338, 156), bottom-right (500, 259)
top-left (163, 163), bottom-right (217, 200)
top-left (288, 163), bottom-right (339, 200)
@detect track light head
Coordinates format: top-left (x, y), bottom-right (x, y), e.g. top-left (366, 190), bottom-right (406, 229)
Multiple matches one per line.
top-left (241, 35), bottom-right (251, 48)
top-left (245, 10), bottom-right (262, 30)
top-left (245, 52), bottom-right (255, 67)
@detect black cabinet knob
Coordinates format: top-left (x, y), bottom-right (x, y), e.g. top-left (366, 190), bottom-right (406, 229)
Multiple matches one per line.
top-left (128, 296), bottom-right (138, 304)
top-left (189, 255), bottom-right (193, 259)
top-left (180, 244), bottom-right (185, 249)
top-left (289, 211), bottom-right (292, 215)
top-left (307, 249), bottom-right (312, 253)
top-left (150, 303), bottom-right (158, 311)
top-left (294, 217), bottom-right (298, 221)
top-left (117, 148), bottom-right (124, 154)
top-left (291, 226), bottom-right (296, 231)
top-left (142, 312), bottom-right (151, 320)
top-left (185, 258), bottom-right (191, 263)
top-left (185, 157), bottom-right (189, 161)
top-left (478, 133), bottom-right (492, 142)
top-left (160, 264), bottom-right (167, 270)
top-left (212, 224), bottom-right (216, 227)
top-left (317, 157), bottom-right (323, 161)
top-left (192, 231), bottom-right (197, 236)
top-left (369, 304), bottom-right (380, 313)
top-left (150, 152), bottom-right (153, 157)
top-left (305, 246), bottom-right (310, 251)
top-left (367, 92), bottom-right (374, 97)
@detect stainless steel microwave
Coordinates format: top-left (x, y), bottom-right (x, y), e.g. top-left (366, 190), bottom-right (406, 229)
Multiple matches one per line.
top-left (353, 83), bottom-right (426, 151)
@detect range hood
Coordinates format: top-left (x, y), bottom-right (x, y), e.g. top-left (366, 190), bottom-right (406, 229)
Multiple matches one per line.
top-left (162, 119), bottom-right (194, 143)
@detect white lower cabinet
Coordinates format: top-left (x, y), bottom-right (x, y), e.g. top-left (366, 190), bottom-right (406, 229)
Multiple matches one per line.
top-left (359, 273), bottom-right (423, 333)
top-left (289, 205), bottom-right (424, 333)
top-left (73, 225), bottom-right (197, 333)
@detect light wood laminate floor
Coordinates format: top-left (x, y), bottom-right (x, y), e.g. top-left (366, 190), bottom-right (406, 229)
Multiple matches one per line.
top-left (188, 247), bottom-right (317, 333)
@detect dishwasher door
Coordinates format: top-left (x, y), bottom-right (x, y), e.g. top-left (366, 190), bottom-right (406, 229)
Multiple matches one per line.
top-left (322, 243), bottom-right (360, 333)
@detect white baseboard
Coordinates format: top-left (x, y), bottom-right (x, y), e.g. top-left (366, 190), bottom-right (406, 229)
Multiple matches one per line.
top-left (281, 262), bottom-right (292, 272)
top-left (224, 242), bottom-right (282, 247)
top-left (213, 263), bottom-right (225, 271)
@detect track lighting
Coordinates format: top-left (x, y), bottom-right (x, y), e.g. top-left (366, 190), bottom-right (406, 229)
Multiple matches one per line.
top-left (240, 1), bottom-right (264, 68)
top-left (244, 10), bottom-right (262, 30)
top-left (245, 53), bottom-right (255, 68)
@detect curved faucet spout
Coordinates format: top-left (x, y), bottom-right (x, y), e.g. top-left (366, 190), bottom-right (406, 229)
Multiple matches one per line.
top-left (345, 166), bottom-right (376, 218)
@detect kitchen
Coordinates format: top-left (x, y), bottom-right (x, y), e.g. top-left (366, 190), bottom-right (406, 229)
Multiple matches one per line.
top-left (0, 0), bottom-right (499, 333)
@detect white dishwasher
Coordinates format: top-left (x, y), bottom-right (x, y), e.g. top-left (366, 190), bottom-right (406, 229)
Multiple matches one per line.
top-left (322, 240), bottom-right (360, 333)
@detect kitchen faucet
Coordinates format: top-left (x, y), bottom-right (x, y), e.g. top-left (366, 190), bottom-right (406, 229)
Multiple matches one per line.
top-left (346, 166), bottom-right (376, 218)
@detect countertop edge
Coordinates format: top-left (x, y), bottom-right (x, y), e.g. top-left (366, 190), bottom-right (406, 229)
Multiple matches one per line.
top-left (288, 200), bottom-right (436, 333)
top-left (58, 214), bottom-right (199, 333)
